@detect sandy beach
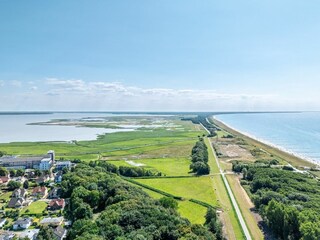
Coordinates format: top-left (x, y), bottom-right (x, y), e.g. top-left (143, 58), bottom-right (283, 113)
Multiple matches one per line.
top-left (212, 115), bottom-right (319, 168)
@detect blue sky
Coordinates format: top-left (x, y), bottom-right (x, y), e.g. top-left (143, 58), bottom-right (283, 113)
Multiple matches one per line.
top-left (0, 0), bottom-right (320, 111)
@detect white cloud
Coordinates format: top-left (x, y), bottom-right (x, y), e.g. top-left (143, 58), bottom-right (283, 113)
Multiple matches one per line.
top-left (10, 80), bottom-right (22, 87)
top-left (38, 78), bottom-right (277, 111)
top-left (4, 77), bottom-right (314, 111)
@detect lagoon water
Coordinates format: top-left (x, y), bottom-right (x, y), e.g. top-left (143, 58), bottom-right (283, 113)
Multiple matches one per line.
top-left (0, 112), bottom-right (134, 143)
top-left (216, 112), bottom-right (320, 164)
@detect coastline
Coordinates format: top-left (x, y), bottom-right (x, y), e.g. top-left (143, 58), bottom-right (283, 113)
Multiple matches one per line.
top-left (212, 116), bottom-right (318, 168)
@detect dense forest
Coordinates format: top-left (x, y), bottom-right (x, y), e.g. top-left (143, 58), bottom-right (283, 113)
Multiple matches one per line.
top-left (190, 139), bottom-right (210, 175)
top-left (61, 162), bottom-right (222, 240)
top-left (233, 161), bottom-right (320, 240)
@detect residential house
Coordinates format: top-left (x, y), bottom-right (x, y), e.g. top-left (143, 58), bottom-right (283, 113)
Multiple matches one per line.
top-left (48, 199), bottom-right (65, 211)
top-left (55, 175), bottom-right (62, 183)
top-left (0, 219), bottom-right (6, 228)
top-left (12, 188), bottom-right (27, 198)
top-left (48, 188), bottom-right (61, 199)
top-left (40, 217), bottom-right (63, 227)
top-left (53, 226), bottom-right (67, 240)
top-left (0, 177), bottom-right (9, 185)
top-left (32, 186), bottom-right (47, 199)
top-left (25, 169), bottom-right (35, 179)
top-left (7, 188), bottom-right (28, 208)
top-left (12, 218), bottom-right (32, 230)
top-left (19, 229), bottom-right (39, 240)
top-left (35, 175), bottom-right (50, 185)
top-left (0, 231), bottom-right (15, 240)
top-left (7, 197), bottom-right (27, 208)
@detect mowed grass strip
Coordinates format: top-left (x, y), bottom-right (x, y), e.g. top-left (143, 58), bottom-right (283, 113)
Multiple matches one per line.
top-left (178, 201), bottom-right (207, 224)
top-left (136, 177), bottom-right (217, 206)
top-left (205, 137), bottom-right (244, 240)
top-left (22, 201), bottom-right (47, 215)
top-left (204, 138), bottom-right (220, 174)
top-left (110, 157), bottom-right (191, 176)
top-left (226, 175), bottom-right (263, 240)
top-left (211, 175), bottom-right (244, 240)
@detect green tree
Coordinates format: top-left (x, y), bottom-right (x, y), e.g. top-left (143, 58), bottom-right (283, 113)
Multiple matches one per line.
top-left (0, 167), bottom-right (8, 176)
top-left (205, 208), bottom-right (217, 225)
top-left (7, 180), bottom-right (21, 190)
top-left (9, 169), bottom-right (16, 177)
top-left (37, 225), bottom-right (54, 240)
top-left (34, 169), bottom-right (41, 177)
top-left (23, 180), bottom-right (29, 189)
top-left (16, 169), bottom-right (24, 177)
top-left (242, 167), bottom-right (248, 179)
top-left (159, 197), bottom-right (178, 209)
top-left (73, 202), bottom-right (93, 220)
top-left (300, 221), bottom-right (320, 240)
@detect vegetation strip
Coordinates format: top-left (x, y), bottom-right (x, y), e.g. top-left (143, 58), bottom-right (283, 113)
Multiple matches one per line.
top-left (204, 118), bottom-right (252, 240)
top-left (122, 177), bottom-right (184, 200)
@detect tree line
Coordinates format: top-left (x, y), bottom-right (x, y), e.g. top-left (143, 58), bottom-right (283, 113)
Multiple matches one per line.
top-left (190, 138), bottom-right (210, 175)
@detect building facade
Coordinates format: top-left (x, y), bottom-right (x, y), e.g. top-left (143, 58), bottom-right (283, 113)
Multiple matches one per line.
top-left (0, 151), bottom-right (54, 170)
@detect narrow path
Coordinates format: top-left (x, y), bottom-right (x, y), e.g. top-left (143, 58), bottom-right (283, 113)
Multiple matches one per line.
top-left (204, 119), bottom-right (252, 240)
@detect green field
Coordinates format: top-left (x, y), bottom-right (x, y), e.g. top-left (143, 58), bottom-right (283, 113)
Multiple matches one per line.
top-left (0, 191), bottom-right (12, 208)
top-left (136, 176), bottom-right (217, 206)
top-left (178, 200), bottom-right (208, 224)
top-left (0, 116), bottom-right (215, 228)
top-left (131, 184), bottom-right (207, 224)
top-left (22, 201), bottom-right (47, 215)
top-left (0, 118), bottom-right (203, 163)
top-left (109, 157), bottom-right (192, 176)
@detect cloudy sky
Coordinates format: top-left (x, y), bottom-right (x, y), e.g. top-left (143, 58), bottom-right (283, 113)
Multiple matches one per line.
top-left (0, 1), bottom-right (320, 111)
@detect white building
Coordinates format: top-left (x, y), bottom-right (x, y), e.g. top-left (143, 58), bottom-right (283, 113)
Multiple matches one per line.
top-left (12, 218), bottom-right (32, 230)
top-left (0, 219), bottom-right (6, 228)
top-left (39, 158), bottom-right (52, 171)
top-left (55, 161), bottom-right (71, 170)
top-left (19, 229), bottom-right (39, 240)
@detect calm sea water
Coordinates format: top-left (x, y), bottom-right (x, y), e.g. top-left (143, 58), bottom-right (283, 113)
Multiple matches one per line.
top-left (215, 112), bottom-right (320, 163)
top-left (0, 113), bottom-right (134, 143)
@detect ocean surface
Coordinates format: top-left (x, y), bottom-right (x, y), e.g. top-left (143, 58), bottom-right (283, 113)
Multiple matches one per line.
top-left (215, 112), bottom-right (320, 164)
top-left (0, 112), bottom-right (135, 143)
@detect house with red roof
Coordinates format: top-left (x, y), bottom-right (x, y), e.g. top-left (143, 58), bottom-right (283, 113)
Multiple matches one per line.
top-left (31, 186), bottom-right (47, 199)
top-left (48, 199), bottom-right (65, 211)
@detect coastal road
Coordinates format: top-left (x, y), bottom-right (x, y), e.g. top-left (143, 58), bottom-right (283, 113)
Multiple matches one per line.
top-left (202, 119), bottom-right (252, 240)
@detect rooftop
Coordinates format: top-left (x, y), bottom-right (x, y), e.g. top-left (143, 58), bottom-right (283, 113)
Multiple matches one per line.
top-left (41, 158), bottom-right (52, 163)
top-left (14, 218), bottom-right (32, 225)
top-left (19, 229), bottom-right (39, 239)
top-left (56, 161), bottom-right (71, 165)
top-left (40, 217), bottom-right (63, 224)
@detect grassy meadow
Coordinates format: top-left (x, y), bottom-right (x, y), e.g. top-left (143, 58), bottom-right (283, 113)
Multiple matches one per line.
top-left (0, 115), bottom-right (219, 226)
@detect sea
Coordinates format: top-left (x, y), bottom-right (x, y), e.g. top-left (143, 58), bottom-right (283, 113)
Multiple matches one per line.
top-left (215, 112), bottom-right (320, 164)
top-left (0, 112), bottom-right (136, 143)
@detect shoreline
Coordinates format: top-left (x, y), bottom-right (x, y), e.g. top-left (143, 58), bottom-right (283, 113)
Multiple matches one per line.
top-left (212, 116), bottom-right (319, 168)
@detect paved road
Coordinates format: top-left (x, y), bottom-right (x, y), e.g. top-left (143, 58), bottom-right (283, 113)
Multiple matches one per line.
top-left (203, 119), bottom-right (252, 240)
